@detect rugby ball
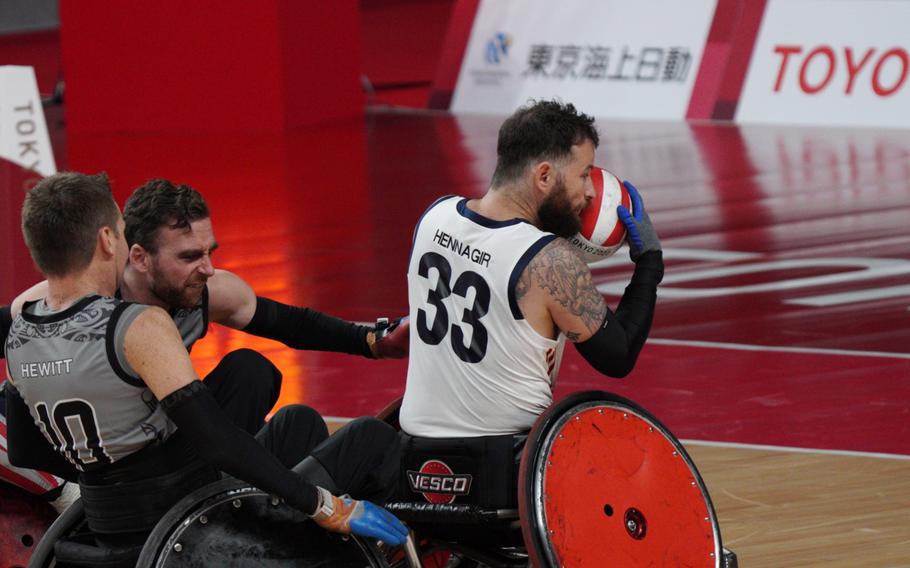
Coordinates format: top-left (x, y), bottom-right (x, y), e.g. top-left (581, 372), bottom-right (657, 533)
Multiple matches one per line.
top-left (568, 167), bottom-right (631, 262)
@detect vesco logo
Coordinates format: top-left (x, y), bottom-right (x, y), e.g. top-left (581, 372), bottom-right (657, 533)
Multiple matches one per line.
top-left (485, 32), bottom-right (512, 64)
top-left (407, 460), bottom-right (472, 504)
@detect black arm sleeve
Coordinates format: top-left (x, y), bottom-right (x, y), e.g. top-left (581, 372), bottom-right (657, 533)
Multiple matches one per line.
top-left (161, 380), bottom-right (318, 514)
top-left (1, 305), bottom-right (11, 359)
top-left (242, 297), bottom-right (373, 358)
top-left (4, 383), bottom-right (79, 481)
top-left (574, 250), bottom-right (664, 378)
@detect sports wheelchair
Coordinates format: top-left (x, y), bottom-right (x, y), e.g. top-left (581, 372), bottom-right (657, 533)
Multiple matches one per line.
top-left (23, 390), bottom-right (737, 567)
top-left (1, 483), bottom-right (57, 568)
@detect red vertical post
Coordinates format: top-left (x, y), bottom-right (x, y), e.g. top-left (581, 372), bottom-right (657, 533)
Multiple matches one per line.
top-left (686, 0), bottom-right (769, 120)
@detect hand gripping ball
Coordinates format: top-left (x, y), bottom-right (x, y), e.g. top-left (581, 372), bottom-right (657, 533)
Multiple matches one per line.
top-left (569, 167), bottom-right (631, 262)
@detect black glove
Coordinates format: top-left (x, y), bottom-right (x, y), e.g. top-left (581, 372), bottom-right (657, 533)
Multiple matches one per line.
top-left (369, 316), bottom-right (409, 359)
top-left (616, 181), bottom-right (661, 262)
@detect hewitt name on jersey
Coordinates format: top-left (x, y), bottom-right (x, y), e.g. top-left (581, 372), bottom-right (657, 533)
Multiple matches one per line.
top-left (19, 358), bottom-right (74, 378)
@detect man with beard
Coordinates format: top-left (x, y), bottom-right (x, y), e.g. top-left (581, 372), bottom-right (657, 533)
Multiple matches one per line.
top-left (11, 178), bottom-right (409, 437)
top-left (5, 179), bottom-right (408, 512)
top-left (4, 172), bottom-right (406, 555)
top-left (399, 99), bottom-right (664, 440)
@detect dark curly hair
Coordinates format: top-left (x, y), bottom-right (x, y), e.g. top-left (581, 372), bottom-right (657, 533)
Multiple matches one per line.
top-left (491, 99), bottom-right (599, 187)
top-left (123, 179), bottom-right (210, 253)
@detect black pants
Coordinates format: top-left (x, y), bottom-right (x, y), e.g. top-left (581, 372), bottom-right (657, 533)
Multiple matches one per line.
top-left (257, 408), bottom-right (399, 503)
top-left (255, 404), bottom-right (328, 466)
top-left (203, 349), bottom-right (399, 502)
top-left (309, 417), bottom-right (401, 503)
top-left (203, 348), bottom-right (282, 435)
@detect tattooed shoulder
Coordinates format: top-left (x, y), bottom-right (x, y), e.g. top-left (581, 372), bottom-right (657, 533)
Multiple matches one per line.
top-left (514, 259), bottom-right (532, 303)
top-left (525, 239), bottom-right (606, 336)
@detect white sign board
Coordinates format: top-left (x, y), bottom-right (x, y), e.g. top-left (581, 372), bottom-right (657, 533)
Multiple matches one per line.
top-left (737, 0), bottom-right (910, 128)
top-left (451, 0), bottom-right (717, 119)
top-left (0, 66), bottom-right (57, 176)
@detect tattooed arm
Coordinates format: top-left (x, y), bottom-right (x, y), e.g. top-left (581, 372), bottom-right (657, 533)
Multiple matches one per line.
top-left (516, 238), bottom-right (663, 377)
top-left (514, 238), bottom-right (607, 343)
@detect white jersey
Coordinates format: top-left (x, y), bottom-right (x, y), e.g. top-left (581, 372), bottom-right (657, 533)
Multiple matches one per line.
top-left (400, 196), bottom-right (566, 437)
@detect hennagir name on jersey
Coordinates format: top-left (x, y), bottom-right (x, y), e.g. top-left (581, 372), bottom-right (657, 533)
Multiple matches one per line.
top-left (432, 228), bottom-right (492, 268)
top-left (19, 358), bottom-right (74, 378)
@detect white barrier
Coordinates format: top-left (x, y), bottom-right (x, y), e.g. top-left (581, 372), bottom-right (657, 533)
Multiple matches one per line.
top-left (737, 0), bottom-right (910, 128)
top-left (451, 0), bottom-right (717, 119)
top-left (0, 65), bottom-right (57, 177)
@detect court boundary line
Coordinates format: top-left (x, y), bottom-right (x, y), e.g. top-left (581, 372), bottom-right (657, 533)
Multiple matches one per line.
top-left (681, 439), bottom-right (910, 461)
top-left (649, 337), bottom-right (910, 360)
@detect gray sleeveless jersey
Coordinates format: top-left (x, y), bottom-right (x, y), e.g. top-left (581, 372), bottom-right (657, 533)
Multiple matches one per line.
top-left (118, 285), bottom-right (208, 351)
top-left (170, 285), bottom-right (209, 352)
top-left (4, 295), bottom-right (177, 471)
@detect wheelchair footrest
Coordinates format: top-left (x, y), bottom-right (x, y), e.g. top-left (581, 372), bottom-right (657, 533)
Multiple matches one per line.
top-left (385, 502), bottom-right (518, 525)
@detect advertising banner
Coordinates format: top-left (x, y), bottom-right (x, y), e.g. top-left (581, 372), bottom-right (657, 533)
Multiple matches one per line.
top-left (0, 66), bottom-right (56, 177)
top-left (1, 66), bottom-right (56, 301)
top-left (737, 0), bottom-right (910, 128)
top-left (451, 0), bottom-right (718, 119)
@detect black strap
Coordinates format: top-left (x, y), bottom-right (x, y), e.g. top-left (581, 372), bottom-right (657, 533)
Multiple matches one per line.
top-left (398, 432), bottom-right (523, 508)
top-left (79, 458), bottom-right (219, 534)
top-left (1, 305), bottom-right (11, 358)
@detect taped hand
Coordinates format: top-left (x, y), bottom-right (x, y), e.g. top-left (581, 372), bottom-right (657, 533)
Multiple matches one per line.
top-left (616, 181), bottom-right (662, 262)
top-left (310, 487), bottom-right (408, 545)
top-left (369, 316), bottom-right (409, 359)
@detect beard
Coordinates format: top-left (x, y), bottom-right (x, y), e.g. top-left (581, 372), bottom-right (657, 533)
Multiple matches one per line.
top-left (149, 263), bottom-right (205, 310)
top-left (537, 175), bottom-right (582, 238)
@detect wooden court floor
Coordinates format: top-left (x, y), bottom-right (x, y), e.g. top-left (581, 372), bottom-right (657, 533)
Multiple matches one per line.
top-left (330, 417), bottom-right (910, 567)
top-left (687, 443), bottom-right (910, 567)
top-left (5, 109), bottom-right (910, 566)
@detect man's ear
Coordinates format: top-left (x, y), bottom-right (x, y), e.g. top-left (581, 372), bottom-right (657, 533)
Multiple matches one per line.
top-left (532, 161), bottom-right (556, 195)
top-left (129, 244), bottom-right (151, 273)
top-left (98, 226), bottom-right (117, 258)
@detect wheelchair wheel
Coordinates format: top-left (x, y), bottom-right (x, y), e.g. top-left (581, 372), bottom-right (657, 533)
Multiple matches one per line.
top-left (0, 483), bottom-right (57, 568)
top-left (518, 391), bottom-right (724, 567)
top-left (137, 477), bottom-right (389, 567)
top-left (25, 498), bottom-right (91, 568)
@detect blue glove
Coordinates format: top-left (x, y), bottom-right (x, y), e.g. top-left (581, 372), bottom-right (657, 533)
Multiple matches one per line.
top-left (616, 181), bottom-right (661, 262)
top-left (311, 487), bottom-right (408, 546)
top-left (347, 498), bottom-right (409, 545)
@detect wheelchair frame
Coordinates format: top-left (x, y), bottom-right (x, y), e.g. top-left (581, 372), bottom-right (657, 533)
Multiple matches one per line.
top-left (26, 390), bottom-right (737, 568)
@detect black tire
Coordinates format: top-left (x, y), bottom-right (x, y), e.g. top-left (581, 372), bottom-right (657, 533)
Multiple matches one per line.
top-left (137, 477), bottom-right (389, 567)
top-left (27, 499), bottom-right (87, 568)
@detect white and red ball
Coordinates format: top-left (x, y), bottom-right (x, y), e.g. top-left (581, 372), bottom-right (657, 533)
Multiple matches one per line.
top-left (569, 167), bottom-right (631, 262)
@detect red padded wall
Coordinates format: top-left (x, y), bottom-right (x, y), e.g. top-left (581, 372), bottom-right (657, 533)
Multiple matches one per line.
top-left (58, 0), bottom-right (363, 133)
